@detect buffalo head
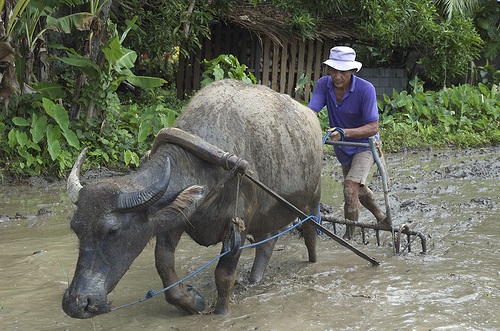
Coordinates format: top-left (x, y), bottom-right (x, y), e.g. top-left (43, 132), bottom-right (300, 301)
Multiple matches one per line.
top-left (62, 148), bottom-right (203, 318)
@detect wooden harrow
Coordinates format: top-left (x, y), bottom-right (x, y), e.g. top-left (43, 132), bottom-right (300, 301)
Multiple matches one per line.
top-left (324, 137), bottom-right (428, 255)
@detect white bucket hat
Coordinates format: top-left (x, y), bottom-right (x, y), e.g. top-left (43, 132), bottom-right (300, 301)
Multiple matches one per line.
top-left (323, 46), bottom-right (362, 72)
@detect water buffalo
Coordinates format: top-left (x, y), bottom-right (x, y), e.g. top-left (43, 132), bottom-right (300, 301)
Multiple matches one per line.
top-left (62, 79), bottom-right (323, 318)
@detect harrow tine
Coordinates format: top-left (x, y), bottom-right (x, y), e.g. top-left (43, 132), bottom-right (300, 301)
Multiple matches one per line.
top-left (320, 214), bottom-right (428, 254)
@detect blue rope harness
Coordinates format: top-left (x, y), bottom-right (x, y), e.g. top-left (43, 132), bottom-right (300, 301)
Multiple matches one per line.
top-left (333, 127), bottom-right (345, 141)
top-left (112, 133), bottom-right (335, 312)
top-left (324, 128), bottom-right (344, 149)
top-left (112, 214), bottom-right (317, 311)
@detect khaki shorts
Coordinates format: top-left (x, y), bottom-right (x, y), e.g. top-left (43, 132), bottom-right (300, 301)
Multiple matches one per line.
top-left (341, 139), bottom-right (381, 186)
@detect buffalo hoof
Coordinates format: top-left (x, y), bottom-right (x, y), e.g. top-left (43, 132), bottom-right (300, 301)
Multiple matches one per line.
top-left (248, 274), bottom-right (262, 284)
top-left (214, 303), bottom-right (229, 315)
top-left (175, 285), bottom-right (205, 314)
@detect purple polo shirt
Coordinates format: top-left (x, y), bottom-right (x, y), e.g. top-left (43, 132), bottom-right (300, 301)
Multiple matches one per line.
top-left (309, 75), bottom-right (380, 165)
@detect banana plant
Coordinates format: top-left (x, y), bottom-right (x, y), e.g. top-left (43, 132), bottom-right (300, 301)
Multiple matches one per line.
top-left (0, 0), bottom-right (30, 111)
top-left (13, 0), bottom-right (100, 96)
top-left (3, 0), bottom-right (30, 41)
top-left (18, 0), bottom-right (53, 87)
top-left (47, 16), bottom-right (165, 88)
top-left (46, 16), bottom-right (165, 120)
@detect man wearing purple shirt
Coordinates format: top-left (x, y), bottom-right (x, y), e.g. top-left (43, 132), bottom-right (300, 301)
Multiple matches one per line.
top-left (309, 46), bottom-right (388, 239)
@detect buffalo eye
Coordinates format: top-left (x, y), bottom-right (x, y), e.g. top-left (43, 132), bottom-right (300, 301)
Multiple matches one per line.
top-left (107, 226), bottom-right (122, 239)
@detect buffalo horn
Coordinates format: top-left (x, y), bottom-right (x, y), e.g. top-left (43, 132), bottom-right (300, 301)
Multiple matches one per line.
top-left (116, 158), bottom-right (171, 211)
top-left (67, 147), bottom-right (88, 204)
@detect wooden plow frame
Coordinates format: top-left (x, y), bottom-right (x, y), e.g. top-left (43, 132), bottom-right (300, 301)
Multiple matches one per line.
top-left (324, 137), bottom-right (428, 254)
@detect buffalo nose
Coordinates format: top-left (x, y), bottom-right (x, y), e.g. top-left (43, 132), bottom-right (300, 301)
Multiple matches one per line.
top-left (62, 288), bottom-right (110, 319)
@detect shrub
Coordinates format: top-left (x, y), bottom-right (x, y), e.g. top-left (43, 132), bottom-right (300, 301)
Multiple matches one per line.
top-left (0, 86), bottom-right (182, 179)
top-left (379, 77), bottom-right (500, 150)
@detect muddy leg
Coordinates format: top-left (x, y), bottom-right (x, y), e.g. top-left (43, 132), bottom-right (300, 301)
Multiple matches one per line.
top-left (343, 180), bottom-right (360, 240)
top-left (358, 185), bottom-right (390, 228)
top-left (302, 221), bottom-right (317, 263)
top-left (214, 248), bottom-right (243, 314)
top-left (155, 229), bottom-right (205, 314)
top-left (248, 232), bottom-right (278, 284)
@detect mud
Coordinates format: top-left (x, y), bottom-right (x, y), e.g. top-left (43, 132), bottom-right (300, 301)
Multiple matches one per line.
top-left (0, 146), bottom-right (499, 330)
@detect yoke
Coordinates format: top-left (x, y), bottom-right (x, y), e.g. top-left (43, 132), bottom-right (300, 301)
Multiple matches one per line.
top-left (146, 127), bottom-right (249, 174)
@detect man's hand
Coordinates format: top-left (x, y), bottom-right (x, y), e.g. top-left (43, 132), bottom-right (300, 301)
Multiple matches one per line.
top-left (327, 127), bottom-right (343, 141)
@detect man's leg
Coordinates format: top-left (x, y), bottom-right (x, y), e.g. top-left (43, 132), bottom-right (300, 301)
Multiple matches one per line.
top-left (358, 185), bottom-right (389, 227)
top-left (343, 179), bottom-right (360, 240)
top-left (341, 147), bottom-right (387, 239)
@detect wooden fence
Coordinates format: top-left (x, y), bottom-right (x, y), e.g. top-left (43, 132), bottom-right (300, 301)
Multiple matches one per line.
top-left (177, 23), bottom-right (334, 103)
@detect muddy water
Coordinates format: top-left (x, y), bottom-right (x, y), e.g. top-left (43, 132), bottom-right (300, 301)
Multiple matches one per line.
top-left (1, 147), bottom-right (499, 331)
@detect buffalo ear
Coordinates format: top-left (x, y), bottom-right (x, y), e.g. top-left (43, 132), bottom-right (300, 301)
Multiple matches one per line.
top-left (149, 185), bottom-right (205, 223)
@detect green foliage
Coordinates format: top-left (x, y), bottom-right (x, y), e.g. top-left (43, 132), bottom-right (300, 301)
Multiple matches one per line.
top-left (3, 0), bottom-right (30, 38)
top-left (72, 85), bottom-right (182, 170)
top-left (282, 10), bottom-right (317, 39)
top-left (0, 84), bottom-right (182, 178)
top-left (0, 2), bottom-right (183, 180)
top-left (474, 0), bottom-right (500, 61)
top-left (76, 101), bottom-right (179, 169)
top-left (474, 61), bottom-right (500, 87)
top-left (242, 1), bottom-right (483, 87)
top-left (0, 97), bottom-right (80, 177)
top-left (119, 0), bottom-right (214, 59)
top-left (379, 77), bottom-right (500, 151)
top-left (317, 106), bottom-right (330, 133)
top-left (17, 0), bottom-right (52, 54)
top-left (295, 73), bottom-right (311, 94)
top-left (200, 54), bottom-right (256, 88)
top-left (357, 0), bottom-right (482, 86)
top-left (47, 17), bottom-right (166, 104)
top-left (434, 0), bottom-right (480, 21)
top-left (270, 0), bottom-right (351, 38)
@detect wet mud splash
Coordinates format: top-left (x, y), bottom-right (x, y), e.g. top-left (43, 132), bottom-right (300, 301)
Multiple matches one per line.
top-left (0, 147), bottom-right (499, 330)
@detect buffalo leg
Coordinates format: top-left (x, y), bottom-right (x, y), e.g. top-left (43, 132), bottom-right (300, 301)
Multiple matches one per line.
top-left (214, 248), bottom-right (243, 314)
top-left (302, 221), bottom-right (317, 263)
top-left (155, 229), bottom-right (205, 314)
top-left (248, 231), bottom-right (278, 284)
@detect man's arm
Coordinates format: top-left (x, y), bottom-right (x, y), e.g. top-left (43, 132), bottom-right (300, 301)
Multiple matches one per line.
top-left (327, 120), bottom-right (379, 141)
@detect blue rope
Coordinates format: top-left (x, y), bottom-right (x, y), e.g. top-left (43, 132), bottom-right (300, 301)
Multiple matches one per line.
top-left (324, 128), bottom-right (344, 149)
top-left (112, 215), bottom-right (317, 311)
top-left (112, 133), bottom-right (337, 312)
top-left (333, 127), bottom-right (345, 141)
top-left (322, 131), bottom-right (331, 145)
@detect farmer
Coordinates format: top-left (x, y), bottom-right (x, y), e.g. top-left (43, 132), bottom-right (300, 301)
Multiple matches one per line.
top-left (308, 46), bottom-right (389, 239)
